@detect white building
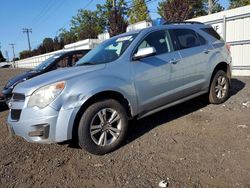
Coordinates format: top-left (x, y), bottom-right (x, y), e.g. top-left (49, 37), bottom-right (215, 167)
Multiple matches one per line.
top-left (189, 5), bottom-right (250, 76)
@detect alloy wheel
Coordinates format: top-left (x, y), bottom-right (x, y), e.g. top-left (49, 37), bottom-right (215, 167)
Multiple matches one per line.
top-left (90, 108), bottom-right (122, 146)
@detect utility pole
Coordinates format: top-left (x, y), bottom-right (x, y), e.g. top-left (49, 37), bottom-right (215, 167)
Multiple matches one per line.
top-left (208, 0), bottom-right (213, 14)
top-left (113, 0), bottom-right (117, 25)
top-left (113, 0), bottom-right (116, 9)
top-left (23, 28), bottom-right (32, 51)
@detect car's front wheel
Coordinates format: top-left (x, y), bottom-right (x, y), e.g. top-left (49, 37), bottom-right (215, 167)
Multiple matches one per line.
top-left (78, 99), bottom-right (128, 155)
top-left (209, 70), bottom-right (230, 104)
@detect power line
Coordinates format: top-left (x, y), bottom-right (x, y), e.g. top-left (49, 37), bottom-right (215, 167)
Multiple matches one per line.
top-left (12, 1), bottom-right (64, 54)
top-left (31, 0), bottom-right (58, 26)
top-left (83, 0), bottom-right (94, 9)
top-left (53, 0), bottom-right (94, 37)
top-left (12, 1), bottom-right (55, 44)
top-left (23, 28), bottom-right (32, 51)
top-left (31, 0), bottom-right (54, 24)
top-left (127, 0), bottom-right (156, 9)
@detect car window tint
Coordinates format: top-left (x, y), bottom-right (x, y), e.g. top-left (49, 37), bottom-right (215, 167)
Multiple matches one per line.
top-left (202, 28), bottom-right (221, 40)
top-left (136, 30), bottom-right (174, 55)
top-left (72, 53), bottom-right (84, 66)
top-left (197, 33), bottom-right (207, 45)
top-left (173, 29), bottom-right (200, 49)
top-left (57, 56), bottom-right (69, 68)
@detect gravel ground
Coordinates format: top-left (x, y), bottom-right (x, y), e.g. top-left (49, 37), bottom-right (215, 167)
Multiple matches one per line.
top-left (0, 68), bottom-right (250, 188)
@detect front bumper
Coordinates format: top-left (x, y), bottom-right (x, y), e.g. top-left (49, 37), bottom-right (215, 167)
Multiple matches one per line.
top-left (7, 98), bottom-right (80, 143)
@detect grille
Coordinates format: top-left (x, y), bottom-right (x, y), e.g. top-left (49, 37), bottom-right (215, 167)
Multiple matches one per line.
top-left (11, 109), bottom-right (22, 121)
top-left (12, 93), bottom-right (25, 101)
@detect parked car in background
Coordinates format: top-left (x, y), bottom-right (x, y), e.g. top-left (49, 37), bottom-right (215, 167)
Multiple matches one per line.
top-left (7, 22), bottom-right (231, 155)
top-left (0, 62), bottom-right (12, 68)
top-left (0, 49), bottom-right (89, 104)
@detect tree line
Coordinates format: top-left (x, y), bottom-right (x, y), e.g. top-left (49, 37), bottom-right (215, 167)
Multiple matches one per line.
top-left (18, 0), bottom-right (249, 60)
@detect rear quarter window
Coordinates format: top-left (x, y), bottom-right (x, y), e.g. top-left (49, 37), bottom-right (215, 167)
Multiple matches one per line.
top-left (201, 28), bottom-right (221, 40)
top-left (172, 29), bottom-right (201, 50)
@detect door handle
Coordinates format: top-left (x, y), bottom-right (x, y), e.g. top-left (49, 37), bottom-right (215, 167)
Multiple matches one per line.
top-left (203, 49), bottom-right (211, 54)
top-left (169, 59), bottom-right (179, 64)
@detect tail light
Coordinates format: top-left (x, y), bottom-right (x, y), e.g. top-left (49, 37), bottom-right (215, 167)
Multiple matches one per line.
top-left (226, 43), bottom-right (231, 54)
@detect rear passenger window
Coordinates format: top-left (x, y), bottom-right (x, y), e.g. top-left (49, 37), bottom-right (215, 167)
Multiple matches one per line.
top-left (197, 34), bottom-right (207, 45)
top-left (136, 30), bottom-right (174, 55)
top-left (173, 29), bottom-right (201, 50)
top-left (202, 28), bottom-right (221, 40)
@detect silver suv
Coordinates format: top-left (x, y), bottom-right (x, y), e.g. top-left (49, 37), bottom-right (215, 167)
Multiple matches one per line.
top-left (7, 22), bottom-right (232, 155)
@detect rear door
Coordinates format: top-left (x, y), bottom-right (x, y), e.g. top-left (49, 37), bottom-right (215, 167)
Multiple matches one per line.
top-left (132, 29), bottom-right (181, 112)
top-left (169, 28), bottom-right (211, 97)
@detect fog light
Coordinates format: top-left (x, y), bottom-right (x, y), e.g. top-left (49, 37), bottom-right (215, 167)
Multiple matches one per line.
top-left (28, 124), bottom-right (49, 138)
top-left (28, 130), bottom-right (44, 137)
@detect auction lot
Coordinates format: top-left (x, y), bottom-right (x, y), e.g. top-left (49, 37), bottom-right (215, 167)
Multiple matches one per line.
top-left (0, 68), bottom-right (250, 187)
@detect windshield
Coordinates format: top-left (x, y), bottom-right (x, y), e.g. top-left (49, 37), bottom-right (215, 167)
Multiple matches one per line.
top-left (33, 54), bottom-right (62, 71)
top-left (76, 34), bottom-right (138, 66)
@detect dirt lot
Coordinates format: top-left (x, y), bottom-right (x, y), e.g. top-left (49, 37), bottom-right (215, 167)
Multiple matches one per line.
top-left (0, 68), bottom-right (250, 188)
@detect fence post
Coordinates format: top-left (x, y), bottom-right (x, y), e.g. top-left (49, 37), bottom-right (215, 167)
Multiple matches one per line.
top-left (223, 15), bottom-right (227, 41)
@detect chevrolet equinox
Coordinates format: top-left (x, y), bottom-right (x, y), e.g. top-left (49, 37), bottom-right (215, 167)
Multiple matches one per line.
top-left (7, 22), bottom-right (232, 155)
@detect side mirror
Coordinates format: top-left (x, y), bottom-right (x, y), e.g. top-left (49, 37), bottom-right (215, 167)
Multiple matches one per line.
top-left (132, 47), bottom-right (156, 61)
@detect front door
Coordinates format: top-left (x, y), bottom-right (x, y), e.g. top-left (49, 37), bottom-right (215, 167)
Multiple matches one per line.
top-left (131, 29), bottom-right (181, 113)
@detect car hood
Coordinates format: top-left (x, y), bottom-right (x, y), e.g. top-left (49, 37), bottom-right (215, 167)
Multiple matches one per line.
top-left (5, 70), bottom-right (38, 88)
top-left (14, 64), bottom-right (106, 96)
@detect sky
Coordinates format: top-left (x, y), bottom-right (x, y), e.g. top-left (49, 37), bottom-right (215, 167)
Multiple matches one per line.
top-left (0, 0), bottom-right (229, 60)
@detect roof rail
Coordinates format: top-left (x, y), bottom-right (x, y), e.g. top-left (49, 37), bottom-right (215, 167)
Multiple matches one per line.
top-left (163, 21), bottom-right (204, 25)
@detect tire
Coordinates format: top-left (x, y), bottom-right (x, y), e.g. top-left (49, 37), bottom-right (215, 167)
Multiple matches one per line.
top-left (78, 99), bottom-right (128, 155)
top-left (209, 70), bottom-right (230, 104)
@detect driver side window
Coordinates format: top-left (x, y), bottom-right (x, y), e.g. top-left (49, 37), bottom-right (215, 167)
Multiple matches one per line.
top-left (136, 30), bottom-right (174, 55)
top-left (57, 56), bottom-right (69, 68)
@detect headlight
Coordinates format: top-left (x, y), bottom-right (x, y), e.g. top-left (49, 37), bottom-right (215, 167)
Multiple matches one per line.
top-left (28, 81), bottom-right (66, 108)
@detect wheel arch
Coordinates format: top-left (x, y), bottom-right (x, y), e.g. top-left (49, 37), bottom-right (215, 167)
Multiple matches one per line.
top-left (71, 90), bottom-right (134, 141)
top-left (209, 62), bottom-right (231, 88)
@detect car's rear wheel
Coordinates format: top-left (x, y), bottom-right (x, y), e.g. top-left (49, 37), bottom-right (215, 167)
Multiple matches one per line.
top-left (209, 70), bottom-right (230, 104)
top-left (78, 99), bottom-right (128, 155)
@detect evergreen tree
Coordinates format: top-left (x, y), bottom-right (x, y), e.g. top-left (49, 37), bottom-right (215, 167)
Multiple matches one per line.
top-left (128, 0), bottom-right (151, 24)
top-left (229, 0), bottom-right (250, 8)
top-left (97, 0), bottom-right (128, 36)
top-left (71, 9), bottom-right (105, 40)
top-left (108, 10), bottom-right (128, 37)
top-left (210, 0), bottom-right (224, 13)
top-left (0, 51), bottom-right (6, 62)
top-left (189, 0), bottom-right (207, 17)
top-left (59, 29), bottom-right (77, 45)
top-left (97, 0), bottom-right (127, 28)
top-left (42, 38), bottom-right (54, 53)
